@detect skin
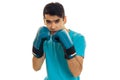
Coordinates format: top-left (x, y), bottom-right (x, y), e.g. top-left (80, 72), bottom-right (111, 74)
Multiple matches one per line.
top-left (44, 14), bottom-right (66, 34)
top-left (32, 14), bottom-right (84, 77)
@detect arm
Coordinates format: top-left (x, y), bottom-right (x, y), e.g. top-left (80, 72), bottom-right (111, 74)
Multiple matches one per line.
top-left (32, 54), bottom-right (45, 71)
top-left (52, 29), bottom-right (85, 77)
top-left (32, 27), bottom-right (50, 71)
top-left (67, 55), bottom-right (83, 77)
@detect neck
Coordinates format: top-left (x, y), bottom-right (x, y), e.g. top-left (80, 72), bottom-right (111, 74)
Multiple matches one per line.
top-left (64, 28), bottom-right (69, 32)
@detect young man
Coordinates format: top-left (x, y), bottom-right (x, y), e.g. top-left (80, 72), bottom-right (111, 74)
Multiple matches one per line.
top-left (32, 2), bottom-right (86, 80)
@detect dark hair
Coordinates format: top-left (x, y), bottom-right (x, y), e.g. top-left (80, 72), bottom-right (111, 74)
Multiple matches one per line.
top-left (43, 2), bottom-right (65, 18)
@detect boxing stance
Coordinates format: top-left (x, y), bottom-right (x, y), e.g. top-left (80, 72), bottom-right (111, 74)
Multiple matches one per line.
top-left (32, 2), bottom-right (86, 80)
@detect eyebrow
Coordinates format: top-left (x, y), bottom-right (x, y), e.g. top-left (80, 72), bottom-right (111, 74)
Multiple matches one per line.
top-left (55, 19), bottom-right (60, 22)
top-left (46, 19), bottom-right (60, 22)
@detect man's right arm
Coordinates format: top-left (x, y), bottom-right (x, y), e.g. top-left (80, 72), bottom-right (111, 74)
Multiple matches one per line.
top-left (32, 54), bottom-right (45, 71)
top-left (32, 26), bottom-right (50, 71)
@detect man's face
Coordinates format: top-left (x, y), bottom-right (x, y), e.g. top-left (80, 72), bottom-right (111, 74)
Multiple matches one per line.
top-left (44, 14), bottom-right (66, 33)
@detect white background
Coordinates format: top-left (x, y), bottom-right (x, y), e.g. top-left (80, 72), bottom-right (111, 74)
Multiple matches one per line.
top-left (0, 0), bottom-right (120, 80)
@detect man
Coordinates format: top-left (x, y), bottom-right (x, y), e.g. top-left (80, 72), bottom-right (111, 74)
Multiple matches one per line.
top-left (32, 2), bottom-right (86, 80)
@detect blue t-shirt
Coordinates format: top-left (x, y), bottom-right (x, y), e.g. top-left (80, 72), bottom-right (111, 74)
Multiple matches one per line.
top-left (42, 29), bottom-right (86, 80)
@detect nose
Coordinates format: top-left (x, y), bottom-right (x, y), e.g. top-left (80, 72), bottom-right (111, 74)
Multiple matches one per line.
top-left (51, 22), bottom-right (56, 29)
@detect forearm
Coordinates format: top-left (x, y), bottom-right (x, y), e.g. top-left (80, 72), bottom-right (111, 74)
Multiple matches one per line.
top-left (32, 54), bottom-right (45, 71)
top-left (67, 56), bottom-right (83, 77)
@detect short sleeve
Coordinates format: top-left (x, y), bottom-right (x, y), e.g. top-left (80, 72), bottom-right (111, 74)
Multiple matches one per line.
top-left (73, 35), bottom-right (86, 57)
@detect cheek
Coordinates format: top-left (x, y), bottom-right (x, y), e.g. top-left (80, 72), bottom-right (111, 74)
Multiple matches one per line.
top-left (56, 22), bottom-right (64, 27)
top-left (45, 23), bottom-right (50, 28)
top-left (57, 25), bottom-right (64, 30)
top-left (45, 25), bottom-right (50, 30)
top-left (56, 24), bottom-right (62, 28)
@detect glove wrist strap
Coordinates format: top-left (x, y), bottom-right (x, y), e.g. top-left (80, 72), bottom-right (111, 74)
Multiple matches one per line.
top-left (65, 46), bottom-right (76, 59)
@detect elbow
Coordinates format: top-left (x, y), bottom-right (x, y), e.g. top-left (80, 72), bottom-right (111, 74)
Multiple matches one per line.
top-left (33, 66), bottom-right (41, 71)
top-left (72, 71), bottom-right (81, 77)
top-left (72, 68), bottom-right (83, 77)
top-left (32, 60), bottom-right (41, 71)
top-left (32, 56), bottom-right (42, 71)
top-left (33, 69), bottom-right (40, 71)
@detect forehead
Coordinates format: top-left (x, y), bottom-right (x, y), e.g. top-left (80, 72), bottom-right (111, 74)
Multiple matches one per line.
top-left (44, 14), bottom-right (62, 20)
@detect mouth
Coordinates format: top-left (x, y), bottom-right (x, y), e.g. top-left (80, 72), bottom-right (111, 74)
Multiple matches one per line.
top-left (50, 31), bottom-right (57, 34)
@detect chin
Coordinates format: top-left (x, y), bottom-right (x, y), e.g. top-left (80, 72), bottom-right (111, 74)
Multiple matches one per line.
top-left (50, 29), bottom-right (57, 32)
top-left (50, 31), bottom-right (56, 34)
top-left (51, 31), bottom-right (56, 33)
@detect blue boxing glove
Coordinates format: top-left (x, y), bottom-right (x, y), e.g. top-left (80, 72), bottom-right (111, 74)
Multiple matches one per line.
top-left (52, 29), bottom-right (76, 59)
top-left (32, 26), bottom-right (50, 58)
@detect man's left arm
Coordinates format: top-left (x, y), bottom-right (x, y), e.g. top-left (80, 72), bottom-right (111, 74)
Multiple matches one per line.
top-left (67, 55), bottom-right (83, 77)
top-left (52, 29), bottom-right (85, 77)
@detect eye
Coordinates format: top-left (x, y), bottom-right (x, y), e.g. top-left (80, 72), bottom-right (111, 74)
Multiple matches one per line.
top-left (46, 20), bottom-right (51, 24)
top-left (55, 19), bottom-right (60, 23)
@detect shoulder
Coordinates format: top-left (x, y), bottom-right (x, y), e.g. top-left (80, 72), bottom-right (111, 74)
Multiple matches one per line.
top-left (69, 29), bottom-right (86, 47)
top-left (69, 29), bottom-right (85, 40)
top-left (69, 29), bottom-right (86, 57)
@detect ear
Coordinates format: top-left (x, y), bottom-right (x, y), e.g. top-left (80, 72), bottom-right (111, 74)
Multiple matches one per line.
top-left (43, 18), bottom-right (46, 25)
top-left (63, 16), bottom-right (67, 24)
